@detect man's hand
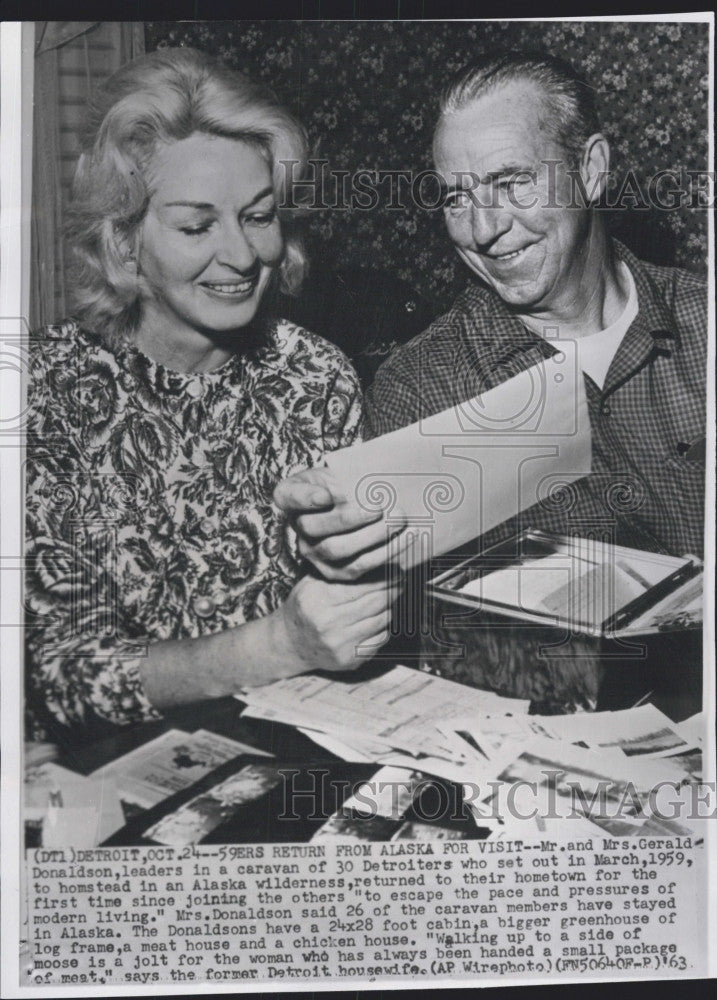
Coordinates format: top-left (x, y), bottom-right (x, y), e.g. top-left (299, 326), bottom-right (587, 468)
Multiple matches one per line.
top-left (274, 572), bottom-right (403, 673)
top-left (274, 468), bottom-right (410, 581)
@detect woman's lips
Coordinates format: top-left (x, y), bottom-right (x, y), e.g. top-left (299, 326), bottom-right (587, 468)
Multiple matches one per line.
top-left (200, 276), bottom-right (259, 298)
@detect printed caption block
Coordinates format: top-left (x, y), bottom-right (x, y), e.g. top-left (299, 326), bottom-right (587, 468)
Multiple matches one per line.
top-left (25, 836), bottom-right (705, 986)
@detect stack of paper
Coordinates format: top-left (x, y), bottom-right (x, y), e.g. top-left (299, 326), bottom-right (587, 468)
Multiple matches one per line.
top-left (239, 664), bottom-right (530, 782)
top-left (446, 707), bottom-right (704, 841)
top-left (241, 669), bottom-right (703, 843)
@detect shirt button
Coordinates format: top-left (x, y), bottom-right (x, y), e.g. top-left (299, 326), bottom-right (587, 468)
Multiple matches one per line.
top-left (602, 402), bottom-right (611, 416)
top-left (199, 517), bottom-right (216, 537)
top-left (186, 381), bottom-right (204, 399)
top-left (192, 594), bottom-right (216, 618)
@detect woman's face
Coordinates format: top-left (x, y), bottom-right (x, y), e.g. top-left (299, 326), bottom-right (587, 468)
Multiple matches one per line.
top-left (137, 133), bottom-right (283, 351)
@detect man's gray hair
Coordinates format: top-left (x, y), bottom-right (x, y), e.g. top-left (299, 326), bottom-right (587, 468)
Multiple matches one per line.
top-left (439, 50), bottom-right (601, 166)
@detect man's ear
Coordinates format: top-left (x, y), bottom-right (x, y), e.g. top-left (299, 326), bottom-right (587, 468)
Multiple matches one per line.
top-left (579, 133), bottom-right (610, 205)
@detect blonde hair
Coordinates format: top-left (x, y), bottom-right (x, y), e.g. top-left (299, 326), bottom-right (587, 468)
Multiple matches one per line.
top-left (66, 47), bottom-right (309, 345)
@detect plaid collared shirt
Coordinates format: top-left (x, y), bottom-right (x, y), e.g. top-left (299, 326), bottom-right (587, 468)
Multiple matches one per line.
top-left (365, 242), bottom-right (707, 556)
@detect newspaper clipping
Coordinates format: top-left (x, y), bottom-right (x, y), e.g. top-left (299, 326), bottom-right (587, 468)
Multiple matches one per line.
top-left (1, 12), bottom-right (715, 995)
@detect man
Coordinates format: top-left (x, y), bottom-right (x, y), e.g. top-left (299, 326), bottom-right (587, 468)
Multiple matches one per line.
top-left (276, 51), bottom-right (707, 580)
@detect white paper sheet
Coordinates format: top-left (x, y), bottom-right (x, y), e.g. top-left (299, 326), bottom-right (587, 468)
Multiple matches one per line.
top-left (326, 349), bottom-right (591, 567)
top-left (342, 766), bottom-right (423, 818)
top-left (240, 665), bottom-right (528, 761)
top-left (25, 763), bottom-right (125, 847)
top-left (459, 556), bottom-right (646, 624)
top-left (91, 728), bottom-right (270, 809)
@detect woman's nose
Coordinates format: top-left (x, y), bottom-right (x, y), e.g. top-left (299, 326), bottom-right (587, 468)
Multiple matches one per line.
top-left (215, 223), bottom-right (257, 271)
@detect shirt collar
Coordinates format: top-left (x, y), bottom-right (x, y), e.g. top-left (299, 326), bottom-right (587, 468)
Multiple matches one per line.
top-left (459, 238), bottom-right (680, 393)
top-left (603, 241), bottom-right (679, 394)
top-left (613, 240), bottom-right (680, 354)
top-left (458, 281), bottom-right (553, 386)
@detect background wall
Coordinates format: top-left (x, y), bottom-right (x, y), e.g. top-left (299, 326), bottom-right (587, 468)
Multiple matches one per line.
top-left (31, 22), bottom-right (144, 328)
top-left (146, 20), bottom-right (709, 316)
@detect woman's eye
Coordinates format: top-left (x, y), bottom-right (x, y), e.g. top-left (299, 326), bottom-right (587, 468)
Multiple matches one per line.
top-left (180, 223), bottom-right (212, 236)
top-left (244, 210), bottom-right (277, 228)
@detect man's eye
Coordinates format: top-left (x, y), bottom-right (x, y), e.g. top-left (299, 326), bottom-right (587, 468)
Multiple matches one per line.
top-left (499, 172), bottom-right (535, 191)
top-left (445, 192), bottom-right (471, 212)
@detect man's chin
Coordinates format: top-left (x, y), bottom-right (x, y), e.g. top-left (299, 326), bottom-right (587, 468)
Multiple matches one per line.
top-left (462, 258), bottom-right (544, 305)
top-left (482, 278), bottom-right (547, 312)
top-left (496, 285), bottom-right (545, 308)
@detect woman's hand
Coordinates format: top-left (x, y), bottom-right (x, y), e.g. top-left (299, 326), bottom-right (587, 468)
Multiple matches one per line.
top-left (274, 468), bottom-right (409, 581)
top-left (141, 572), bottom-right (403, 709)
top-left (272, 572), bottom-right (404, 673)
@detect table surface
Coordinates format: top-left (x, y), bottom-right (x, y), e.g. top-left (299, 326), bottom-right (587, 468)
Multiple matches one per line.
top-left (76, 694), bottom-right (481, 846)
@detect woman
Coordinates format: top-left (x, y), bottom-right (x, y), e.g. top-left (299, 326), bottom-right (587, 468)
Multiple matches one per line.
top-left (26, 47), bottom-right (399, 742)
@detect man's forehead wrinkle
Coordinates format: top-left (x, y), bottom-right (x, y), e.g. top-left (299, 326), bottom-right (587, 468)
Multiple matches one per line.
top-left (436, 78), bottom-right (563, 160)
top-left (437, 127), bottom-right (543, 185)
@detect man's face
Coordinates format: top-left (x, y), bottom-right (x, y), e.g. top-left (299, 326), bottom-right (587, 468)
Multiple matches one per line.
top-left (434, 81), bottom-right (592, 316)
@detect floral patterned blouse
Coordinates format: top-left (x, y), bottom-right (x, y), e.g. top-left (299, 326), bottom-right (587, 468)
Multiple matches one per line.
top-left (25, 319), bottom-right (363, 738)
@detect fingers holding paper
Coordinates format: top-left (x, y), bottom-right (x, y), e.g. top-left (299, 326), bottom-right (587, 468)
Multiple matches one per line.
top-left (274, 467), bottom-right (409, 581)
top-left (273, 467), bottom-right (346, 514)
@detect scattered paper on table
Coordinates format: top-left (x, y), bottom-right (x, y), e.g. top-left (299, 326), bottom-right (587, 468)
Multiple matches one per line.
top-left (25, 763), bottom-right (125, 847)
top-left (239, 665), bottom-right (528, 763)
top-left (92, 728), bottom-right (270, 809)
top-left (238, 663), bottom-right (701, 842)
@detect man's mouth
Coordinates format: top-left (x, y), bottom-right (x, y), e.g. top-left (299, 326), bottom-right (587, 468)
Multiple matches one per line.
top-left (488, 246), bottom-right (530, 262)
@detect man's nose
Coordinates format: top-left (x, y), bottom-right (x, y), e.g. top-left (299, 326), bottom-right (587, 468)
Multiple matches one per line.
top-left (215, 222), bottom-right (257, 271)
top-left (469, 200), bottom-right (512, 248)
